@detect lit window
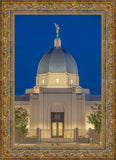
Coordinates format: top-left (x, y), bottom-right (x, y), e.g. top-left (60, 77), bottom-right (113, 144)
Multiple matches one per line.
top-left (71, 79), bottom-right (73, 84)
top-left (56, 78), bottom-right (59, 84)
top-left (42, 79), bottom-right (45, 84)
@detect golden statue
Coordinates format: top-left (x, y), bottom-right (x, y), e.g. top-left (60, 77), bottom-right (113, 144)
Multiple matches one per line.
top-left (54, 23), bottom-right (60, 38)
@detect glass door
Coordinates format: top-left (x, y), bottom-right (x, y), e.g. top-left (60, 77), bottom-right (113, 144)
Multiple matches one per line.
top-left (52, 122), bottom-right (57, 136)
top-left (58, 122), bottom-right (63, 136)
top-left (51, 112), bottom-right (64, 138)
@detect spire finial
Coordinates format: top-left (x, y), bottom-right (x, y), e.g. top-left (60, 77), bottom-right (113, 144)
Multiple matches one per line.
top-left (54, 23), bottom-right (60, 38)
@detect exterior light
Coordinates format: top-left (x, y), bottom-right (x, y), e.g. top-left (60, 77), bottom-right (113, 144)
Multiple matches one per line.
top-left (71, 79), bottom-right (73, 84)
top-left (42, 79), bottom-right (45, 84)
top-left (56, 78), bottom-right (59, 84)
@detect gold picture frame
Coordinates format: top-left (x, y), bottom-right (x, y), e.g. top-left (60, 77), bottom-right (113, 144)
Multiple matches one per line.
top-left (1, 1), bottom-right (115, 159)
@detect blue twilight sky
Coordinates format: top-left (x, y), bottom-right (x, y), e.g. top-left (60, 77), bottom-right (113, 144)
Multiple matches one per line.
top-left (15, 15), bottom-right (101, 95)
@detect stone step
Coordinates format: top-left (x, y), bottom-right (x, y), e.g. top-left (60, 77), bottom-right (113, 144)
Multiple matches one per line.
top-left (40, 138), bottom-right (74, 142)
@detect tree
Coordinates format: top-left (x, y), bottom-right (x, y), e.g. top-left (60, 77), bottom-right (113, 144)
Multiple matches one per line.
top-left (87, 104), bottom-right (102, 134)
top-left (15, 107), bottom-right (29, 135)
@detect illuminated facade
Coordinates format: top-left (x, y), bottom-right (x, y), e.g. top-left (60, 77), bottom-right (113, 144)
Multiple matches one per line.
top-left (15, 33), bottom-right (101, 139)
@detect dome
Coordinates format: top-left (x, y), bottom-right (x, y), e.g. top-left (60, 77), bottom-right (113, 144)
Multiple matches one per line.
top-left (37, 47), bottom-right (78, 75)
top-left (37, 37), bottom-right (78, 75)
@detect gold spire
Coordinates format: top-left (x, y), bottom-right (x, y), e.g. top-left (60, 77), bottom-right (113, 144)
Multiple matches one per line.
top-left (54, 23), bottom-right (60, 38)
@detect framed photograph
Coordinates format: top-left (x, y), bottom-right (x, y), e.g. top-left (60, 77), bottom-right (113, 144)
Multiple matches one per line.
top-left (1, 1), bottom-right (115, 159)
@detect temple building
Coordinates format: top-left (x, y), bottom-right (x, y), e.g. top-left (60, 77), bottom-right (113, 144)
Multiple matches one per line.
top-left (15, 24), bottom-right (101, 141)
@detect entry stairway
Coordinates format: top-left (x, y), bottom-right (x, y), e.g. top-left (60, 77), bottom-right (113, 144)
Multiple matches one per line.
top-left (40, 138), bottom-right (75, 143)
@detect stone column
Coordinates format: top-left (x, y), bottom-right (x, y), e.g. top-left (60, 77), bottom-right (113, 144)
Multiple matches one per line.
top-left (37, 128), bottom-right (40, 142)
top-left (89, 128), bottom-right (92, 137)
top-left (72, 87), bottom-right (76, 130)
top-left (75, 128), bottom-right (78, 142)
top-left (89, 128), bottom-right (92, 143)
top-left (38, 87), bottom-right (44, 129)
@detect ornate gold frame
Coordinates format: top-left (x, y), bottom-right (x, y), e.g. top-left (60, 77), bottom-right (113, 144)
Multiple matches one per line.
top-left (1, 1), bottom-right (114, 159)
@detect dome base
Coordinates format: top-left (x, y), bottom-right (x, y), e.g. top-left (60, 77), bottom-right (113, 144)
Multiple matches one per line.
top-left (36, 72), bottom-right (79, 88)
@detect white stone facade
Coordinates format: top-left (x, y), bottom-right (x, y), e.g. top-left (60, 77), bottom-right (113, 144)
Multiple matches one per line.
top-left (15, 87), bottom-right (101, 138)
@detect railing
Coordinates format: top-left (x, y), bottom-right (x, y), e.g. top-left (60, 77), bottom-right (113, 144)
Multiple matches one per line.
top-left (26, 128), bottom-right (92, 143)
top-left (18, 128), bottom-right (100, 144)
top-left (40, 129), bottom-right (75, 143)
top-left (41, 129), bottom-right (51, 139)
top-left (78, 129), bottom-right (89, 137)
top-left (27, 129), bottom-right (37, 137)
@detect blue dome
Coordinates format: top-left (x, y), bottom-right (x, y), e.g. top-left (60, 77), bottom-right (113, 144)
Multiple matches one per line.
top-left (37, 47), bottom-right (78, 74)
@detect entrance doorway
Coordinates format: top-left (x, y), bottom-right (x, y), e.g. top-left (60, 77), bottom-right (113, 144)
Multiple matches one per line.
top-left (51, 112), bottom-right (64, 138)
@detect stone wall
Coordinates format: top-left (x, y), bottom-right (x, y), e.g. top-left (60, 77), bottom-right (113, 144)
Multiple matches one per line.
top-left (15, 129), bottom-right (27, 144)
top-left (75, 128), bottom-right (100, 144)
top-left (15, 129), bottom-right (38, 144)
top-left (78, 137), bottom-right (90, 143)
top-left (89, 128), bottom-right (100, 144)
